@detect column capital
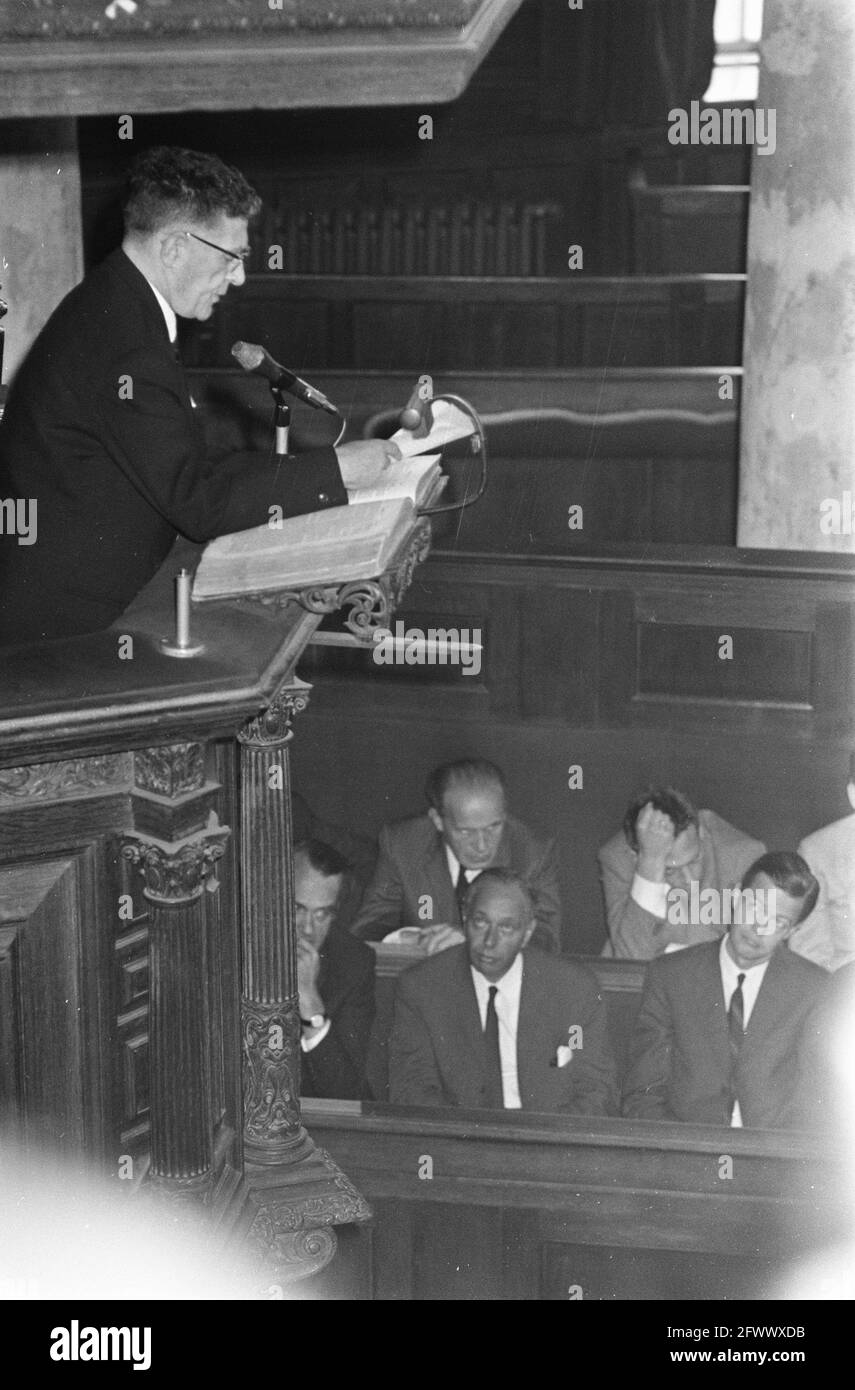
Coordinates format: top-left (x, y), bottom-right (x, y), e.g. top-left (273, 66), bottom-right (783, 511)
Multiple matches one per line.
top-left (133, 742), bottom-right (206, 798)
top-left (238, 681), bottom-right (311, 749)
top-left (122, 816), bottom-right (229, 906)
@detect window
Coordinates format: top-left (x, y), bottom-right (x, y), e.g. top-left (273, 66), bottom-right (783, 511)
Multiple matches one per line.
top-left (703, 0), bottom-right (764, 103)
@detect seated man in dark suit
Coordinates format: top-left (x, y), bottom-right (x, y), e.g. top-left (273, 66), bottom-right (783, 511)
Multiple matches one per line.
top-left (351, 758), bottom-right (561, 954)
top-left (0, 144), bottom-right (397, 644)
top-left (389, 868), bottom-right (617, 1114)
top-left (295, 840), bottom-right (375, 1100)
top-left (290, 789), bottom-right (377, 932)
top-left (599, 786), bottom-right (765, 959)
top-left (622, 851), bottom-right (830, 1129)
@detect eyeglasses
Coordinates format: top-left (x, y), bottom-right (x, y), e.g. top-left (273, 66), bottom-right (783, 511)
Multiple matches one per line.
top-left (182, 230), bottom-right (251, 266)
top-left (296, 905), bottom-right (336, 928)
top-left (448, 821), bottom-right (505, 843)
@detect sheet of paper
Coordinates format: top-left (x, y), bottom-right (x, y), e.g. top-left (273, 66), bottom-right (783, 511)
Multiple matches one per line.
top-left (390, 398), bottom-right (474, 458)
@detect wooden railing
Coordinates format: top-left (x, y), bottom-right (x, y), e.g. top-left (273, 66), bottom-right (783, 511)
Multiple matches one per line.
top-left (182, 273), bottom-right (746, 372)
top-left (301, 1101), bottom-right (848, 1300)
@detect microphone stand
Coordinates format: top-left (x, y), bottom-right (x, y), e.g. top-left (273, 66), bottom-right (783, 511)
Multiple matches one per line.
top-left (270, 385), bottom-right (291, 461)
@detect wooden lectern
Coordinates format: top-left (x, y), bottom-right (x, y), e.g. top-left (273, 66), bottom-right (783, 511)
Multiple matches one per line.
top-left (0, 515), bottom-right (431, 1287)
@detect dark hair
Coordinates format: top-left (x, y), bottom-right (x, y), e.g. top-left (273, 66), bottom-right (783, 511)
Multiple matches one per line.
top-left (123, 146), bottom-right (262, 235)
top-left (425, 758), bottom-right (506, 813)
top-left (293, 839), bottom-right (351, 881)
top-left (741, 851), bottom-right (819, 925)
top-left (623, 787), bottom-right (699, 852)
top-left (464, 867), bottom-right (533, 918)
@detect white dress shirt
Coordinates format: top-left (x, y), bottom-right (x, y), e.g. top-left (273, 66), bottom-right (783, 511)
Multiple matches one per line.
top-left (719, 935), bottom-right (769, 1127)
top-left (445, 845), bottom-right (481, 899)
top-left (469, 953), bottom-right (523, 1109)
top-left (631, 872), bottom-right (693, 953)
top-left (144, 277), bottom-right (178, 343)
top-left (301, 1018), bottom-right (331, 1053)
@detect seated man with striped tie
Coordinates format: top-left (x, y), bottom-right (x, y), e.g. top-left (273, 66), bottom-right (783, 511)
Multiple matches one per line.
top-left (351, 758), bottom-right (561, 955)
top-left (388, 868), bottom-right (617, 1114)
top-left (622, 852), bottom-right (831, 1129)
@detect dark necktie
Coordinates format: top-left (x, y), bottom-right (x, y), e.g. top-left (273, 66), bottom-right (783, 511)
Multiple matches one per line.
top-left (454, 862), bottom-right (469, 922)
top-left (728, 972), bottom-right (746, 1116)
top-left (482, 984), bottom-right (505, 1108)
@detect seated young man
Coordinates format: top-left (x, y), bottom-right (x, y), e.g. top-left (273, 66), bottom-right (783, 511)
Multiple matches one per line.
top-left (294, 839), bottom-right (375, 1100)
top-left (622, 851), bottom-right (830, 1129)
top-left (388, 868), bottom-right (617, 1115)
top-left (598, 786), bottom-right (765, 959)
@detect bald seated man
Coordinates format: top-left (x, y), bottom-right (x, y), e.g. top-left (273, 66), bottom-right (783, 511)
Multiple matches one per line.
top-left (389, 868), bottom-right (617, 1115)
top-left (352, 758), bottom-right (561, 955)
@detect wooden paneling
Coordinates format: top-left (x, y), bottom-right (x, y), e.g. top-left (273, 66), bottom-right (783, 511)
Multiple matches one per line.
top-left (300, 1105), bottom-right (846, 1300)
top-left (181, 274), bottom-right (745, 372)
top-left (631, 187), bottom-right (751, 275)
top-left (0, 850), bottom-right (111, 1155)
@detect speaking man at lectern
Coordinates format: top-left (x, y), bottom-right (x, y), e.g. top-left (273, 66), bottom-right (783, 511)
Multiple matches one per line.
top-left (0, 146), bottom-right (398, 645)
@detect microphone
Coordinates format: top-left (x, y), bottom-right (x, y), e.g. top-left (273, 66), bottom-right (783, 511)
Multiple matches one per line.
top-left (230, 340), bottom-right (339, 416)
top-left (398, 380), bottom-right (434, 437)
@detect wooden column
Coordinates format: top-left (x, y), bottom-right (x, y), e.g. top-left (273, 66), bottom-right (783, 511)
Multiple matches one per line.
top-left (122, 744), bottom-right (228, 1202)
top-left (738, 0), bottom-right (855, 552)
top-left (238, 681), bottom-right (313, 1166)
top-left (0, 118), bottom-right (82, 380)
top-left (237, 682), bottom-right (371, 1282)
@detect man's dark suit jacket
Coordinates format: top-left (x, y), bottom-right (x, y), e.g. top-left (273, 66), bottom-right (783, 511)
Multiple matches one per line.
top-left (351, 813), bottom-right (562, 952)
top-left (622, 941), bottom-right (831, 1128)
top-left (0, 248), bottom-right (345, 643)
top-left (389, 944), bottom-right (617, 1115)
top-left (300, 928), bottom-right (375, 1101)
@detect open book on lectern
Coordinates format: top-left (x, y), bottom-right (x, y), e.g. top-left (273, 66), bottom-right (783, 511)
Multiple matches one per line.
top-left (192, 453), bottom-right (441, 601)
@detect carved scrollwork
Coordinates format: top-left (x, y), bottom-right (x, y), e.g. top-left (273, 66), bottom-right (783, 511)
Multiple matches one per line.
top-left (0, 753), bottom-right (131, 806)
top-left (242, 1000), bottom-right (302, 1147)
top-left (122, 820), bottom-right (229, 905)
top-left (238, 685), bottom-right (310, 748)
top-left (338, 579), bottom-right (390, 638)
top-left (250, 1225), bottom-right (338, 1286)
top-left (389, 517), bottom-right (432, 605)
top-left (235, 517), bottom-right (433, 645)
top-left (246, 1148), bottom-right (371, 1283)
top-left (133, 743), bottom-right (205, 798)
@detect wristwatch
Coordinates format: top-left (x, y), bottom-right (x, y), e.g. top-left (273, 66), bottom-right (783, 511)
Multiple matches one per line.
top-left (300, 1013), bottom-right (326, 1030)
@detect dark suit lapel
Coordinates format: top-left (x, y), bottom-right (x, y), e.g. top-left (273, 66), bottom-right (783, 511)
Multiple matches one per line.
top-left (742, 947), bottom-right (788, 1043)
top-left (447, 952), bottom-right (487, 1101)
top-left (423, 832), bottom-right (459, 925)
top-left (697, 943), bottom-right (731, 1075)
top-left (516, 953), bottom-right (553, 1107)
